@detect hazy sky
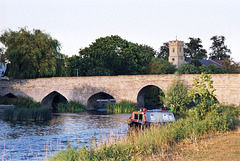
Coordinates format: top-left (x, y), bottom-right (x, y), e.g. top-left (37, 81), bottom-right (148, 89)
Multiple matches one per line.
top-left (1, 0), bottom-right (240, 62)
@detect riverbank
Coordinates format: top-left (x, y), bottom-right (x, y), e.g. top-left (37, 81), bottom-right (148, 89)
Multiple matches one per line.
top-left (145, 128), bottom-right (240, 160)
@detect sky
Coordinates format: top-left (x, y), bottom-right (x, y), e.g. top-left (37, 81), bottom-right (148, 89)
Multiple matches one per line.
top-left (1, 0), bottom-right (240, 62)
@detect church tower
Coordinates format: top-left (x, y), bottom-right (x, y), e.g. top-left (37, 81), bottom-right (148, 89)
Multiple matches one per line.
top-left (168, 40), bottom-right (184, 68)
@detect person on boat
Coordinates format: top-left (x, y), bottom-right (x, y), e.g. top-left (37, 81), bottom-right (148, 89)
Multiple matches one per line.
top-left (169, 104), bottom-right (175, 113)
top-left (162, 104), bottom-right (170, 111)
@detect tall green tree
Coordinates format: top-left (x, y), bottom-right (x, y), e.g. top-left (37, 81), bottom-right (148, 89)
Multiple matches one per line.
top-left (0, 27), bottom-right (64, 78)
top-left (148, 57), bottom-right (176, 74)
top-left (209, 36), bottom-right (231, 60)
top-left (184, 37), bottom-right (207, 59)
top-left (78, 35), bottom-right (156, 76)
top-left (188, 73), bottom-right (217, 120)
top-left (164, 80), bottom-right (191, 113)
top-left (157, 42), bottom-right (169, 60)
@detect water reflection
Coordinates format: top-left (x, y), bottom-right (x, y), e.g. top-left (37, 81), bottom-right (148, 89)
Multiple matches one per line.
top-left (0, 112), bottom-right (130, 161)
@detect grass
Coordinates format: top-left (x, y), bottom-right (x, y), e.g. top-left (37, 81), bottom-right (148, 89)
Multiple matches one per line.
top-left (145, 128), bottom-right (240, 161)
top-left (107, 100), bottom-right (137, 113)
top-left (57, 101), bottom-right (86, 113)
top-left (49, 105), bottom-right (240, 161)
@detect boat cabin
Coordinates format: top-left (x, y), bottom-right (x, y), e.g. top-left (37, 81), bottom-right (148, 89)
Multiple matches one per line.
top-left (128, 109), bottom-right (175, 127)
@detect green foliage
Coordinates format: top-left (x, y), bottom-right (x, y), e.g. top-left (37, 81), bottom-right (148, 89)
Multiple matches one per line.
top-left (177, 63), bottom-right (227, 74)
top-left (209, 35), bottom-right (231, 60)
top-left (65, 35), bottom-right (156, 76)
top-left (164, 80), bottom-right (191, 113)
top-left (2, 106), bottom-right (52, 121)
top-left (0, 27), bottom-right (65, 78)
top-left (148, 57), bottom-right (176, 74)
top-left (50, 104), bottom-right (240, 161)
top-left (178, 63), bottom-right (200, 74)
top-left (57, 101), bottom-right (86, 113)
top-left (107, 100), bottom-right (137, 113)
top-left (0, 96), bottom-right (41, 108)
top-left (184, 37), bottom-right (207, 59)
top-left (188, 73), bottom-right (217, 120)
top-left (157, 42), bottom-right (169, 60)
top-left (207, 64), bottom-right (227, 74)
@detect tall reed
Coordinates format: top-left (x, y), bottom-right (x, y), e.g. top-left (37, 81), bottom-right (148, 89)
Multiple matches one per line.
top-left (107, 100), bottom-right (137, 113)
top-left (57, 101), bottom-right (86, 113)
top-left (2, 106), bottom-right (52, 121)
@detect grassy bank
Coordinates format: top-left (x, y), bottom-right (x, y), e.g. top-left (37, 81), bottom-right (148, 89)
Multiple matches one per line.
top-left (49, 105), bottom-right (240, 161)
top-left (57, 101), bottom-right (86, 113)
top-left (146, 127), bottom-right (240, 160)
top-left (107, 100), bottom-right (137, 113)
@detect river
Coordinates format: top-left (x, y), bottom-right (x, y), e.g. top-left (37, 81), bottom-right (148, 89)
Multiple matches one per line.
top-left (0, 112), bottom-right (131, 161)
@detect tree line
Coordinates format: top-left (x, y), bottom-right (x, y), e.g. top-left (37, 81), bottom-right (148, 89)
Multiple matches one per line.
top-left (0, 27), bottom-right (239, 79)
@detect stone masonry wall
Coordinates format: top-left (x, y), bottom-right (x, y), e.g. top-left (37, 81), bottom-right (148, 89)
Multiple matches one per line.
top-left (0, 74), bottom-right (239, 107)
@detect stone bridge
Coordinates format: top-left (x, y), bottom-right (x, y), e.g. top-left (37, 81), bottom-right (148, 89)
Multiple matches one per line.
top-left (0, 74), bottom-right (239, 110)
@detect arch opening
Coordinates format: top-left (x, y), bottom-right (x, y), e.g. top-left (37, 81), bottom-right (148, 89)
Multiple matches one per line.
top-left (41, 91), bottom-right (68, 109)
top-left (137, 85), bottom-right (165, 109)
top-left (4, 93), bottom-right (17, 98)
top-left (87, 92), bottom-right (116, 111)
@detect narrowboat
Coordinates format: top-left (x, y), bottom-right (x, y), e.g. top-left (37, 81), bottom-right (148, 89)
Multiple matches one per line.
top-left (128, 108), bottom-right (175, 127)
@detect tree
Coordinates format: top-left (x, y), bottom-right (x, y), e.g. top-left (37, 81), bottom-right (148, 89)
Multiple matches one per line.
top-left (78, 35), bottom-right (156, 76)
top-left (207, 64), bottom-right (227, 74)
top-left (221, 58), bottom-right (240, 74)
top-left (184, 37), bottom-right (207, 59)
top-left (157, 42), bottom-right (169, 60)
top-left (164, 80), bottom-right (191, 113)
top-left (177, 63), bottom-right (200, 74)
top-left (209, 36), bottom-right (231, 60)
top-left (188, 73), bottom-right (217, 120)
top-left (0, 27), bottom-right (64, 78)
top-left (148, 57), bottom-right (176, 74)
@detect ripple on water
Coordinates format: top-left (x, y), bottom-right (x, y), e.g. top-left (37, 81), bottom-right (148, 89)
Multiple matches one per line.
top-left (0, 113), bottom-right (130, 161)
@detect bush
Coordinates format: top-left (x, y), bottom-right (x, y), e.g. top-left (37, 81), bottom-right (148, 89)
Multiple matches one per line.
top-left (57, 100), bottom-right (86, 113)
top-left (164, 80), bottom-right (191, 113)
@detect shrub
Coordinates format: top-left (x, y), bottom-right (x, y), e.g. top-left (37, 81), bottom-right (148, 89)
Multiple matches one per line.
top-left (164, 80), bottom-right (191, 113)
top-left (188, 73), bottom-right (217, 120)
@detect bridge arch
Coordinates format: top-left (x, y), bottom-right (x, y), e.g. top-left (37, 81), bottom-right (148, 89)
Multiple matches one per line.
top-left (41, 91), bottom-right (68, 109)
top-left (4, 93), bottom-right (17, 98)
top-left (137, 85), bottom-right (165, 109)
top-left (87, 92), bottom-right (116, 111)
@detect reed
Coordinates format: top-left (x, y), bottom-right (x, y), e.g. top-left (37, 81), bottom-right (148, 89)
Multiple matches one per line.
top-left (49, 105), bottom-right (240, 161)
top-left (107, 100), bottom-right (137, 113)
top-left (2, 106), bottom-right (52, 121)
top-left (57, 101), bottom-right (86, 113)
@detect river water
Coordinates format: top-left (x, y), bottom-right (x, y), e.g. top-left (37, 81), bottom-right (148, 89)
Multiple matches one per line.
top-left (0, 112), bottom-right (131, 161)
